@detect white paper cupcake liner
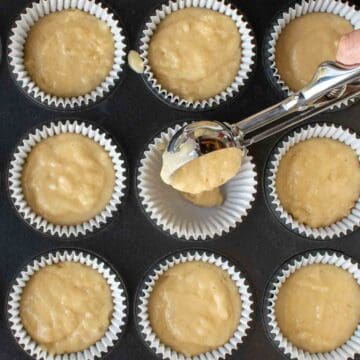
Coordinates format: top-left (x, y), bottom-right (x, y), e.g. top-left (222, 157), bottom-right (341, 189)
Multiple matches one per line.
top-left (8, 120), bottom-right (127, 238)
top-left (136, 122), bottom-right (257, 240)
top-left (8, 0), bottom-right (127, 110)
top-left (264, 250), bottom-right (360, 360)
top-left (263, 0), bottom-right (360, 110)
top-left (136, 250), bottom-right (254, 359)
top-left (7, 248), bottom-right (128, 360)
top-left (265, 122), bottom-right (360, 240)
top-left (138, 0), bottom-right (256, 111)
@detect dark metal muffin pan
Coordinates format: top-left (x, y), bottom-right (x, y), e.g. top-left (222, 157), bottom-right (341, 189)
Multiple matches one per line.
top-left (0, 0), bottom-right (359, 359)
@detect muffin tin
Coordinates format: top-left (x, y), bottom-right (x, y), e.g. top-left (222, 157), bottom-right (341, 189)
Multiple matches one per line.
top-left (0, 0), bottom-right (359, 359)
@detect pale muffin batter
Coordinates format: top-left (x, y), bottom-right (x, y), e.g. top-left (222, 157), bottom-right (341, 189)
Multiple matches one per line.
top-left (164, 147), bottom-right (242, 194)
top-left (181, 188), bottom-right (223, 207)
top-left (128, 50), bottom-right (144, 74)
top-left (149, 261), bottom-right (241, 356)
top-left (24, 9), bottom-right (114, 97)
top-left (275, 13), bottom-right (353, 91)
top-left (275, 264), bottom-right (360, 353)
top-left (22, 133), bottom-right (115, 225)
top-left (276, 138), bottom-right (360, 228)
top-left (148, 8), bottom-right (241, 101)
top-left (20, 262), bottom-right (113, 354)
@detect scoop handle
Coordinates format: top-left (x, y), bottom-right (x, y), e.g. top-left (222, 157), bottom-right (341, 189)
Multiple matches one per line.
top-left (243, 88), bottom-right (360, 146)
top-left (231, 61), bottom-right (360, 145)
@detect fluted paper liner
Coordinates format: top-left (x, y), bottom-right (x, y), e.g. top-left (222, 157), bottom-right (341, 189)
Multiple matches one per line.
top-left (136, 123), bottom-right (257, 240)
top-left (264, 0), bottom-right (360, 110)
top-left (8, 0), bottom-right (127, 110)
top-left (136, 250), bottom-right (253, 359)
top-left (8, 120), bottom-right (127, 238)
top-left (7, 249), bottom-right (128, 360)
top-left (139, 0), bottom-right (256, 110)
top-left (265, 250), bottom-right (360, 360)
top-left (266, 123), bottom-right (360, 240)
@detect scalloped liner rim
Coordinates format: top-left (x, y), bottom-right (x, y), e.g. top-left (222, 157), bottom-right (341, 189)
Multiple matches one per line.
top-left (7, 249), bottom-right (128, 360)
top-left (136, 122), bottom-right (258, 240)
top-left (266, 122), bottom-right (360, 240)
top-left (8, 0), bottom-right (127, 109)
top-left (264, 0), bottom-right (360, 110)
top-left (136, 250), bottom-right (254, 360)
top-left (8, 120), bottom-right (127, 238)
top-left (138, 0), bottom-right (256, 110)
top-left (265, 250), bottom-right (360, 360)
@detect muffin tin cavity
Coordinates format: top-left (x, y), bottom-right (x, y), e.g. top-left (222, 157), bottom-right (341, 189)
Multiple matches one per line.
top-left (136, 122), bottom-right (257, 240)
top-left (135, 250), bottom-right (254, 359)
top-left (7, 120), bottom-right (128, 239)
top-left (7, 249), bottom-right (129, 360)
top-left (8, 0), bottom-right (127, 110)
top-left (137, 0), bottom-right (256, 111)
top-left (262, 0), bottom-right (360, 110)
top-left (264, 250), bottom-right (360, 360)
top-left (265, 123), bottom-right (360, 240)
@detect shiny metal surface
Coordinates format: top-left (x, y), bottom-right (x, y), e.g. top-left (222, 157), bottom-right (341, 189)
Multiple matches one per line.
top-left (164, 61), bottom-right (360, 176)
top-left (167, 120), bottom-right (242, 158)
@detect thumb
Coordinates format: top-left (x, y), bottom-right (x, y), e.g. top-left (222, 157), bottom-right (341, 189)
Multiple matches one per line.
top-left (336, 29), bottom-right (360, 65)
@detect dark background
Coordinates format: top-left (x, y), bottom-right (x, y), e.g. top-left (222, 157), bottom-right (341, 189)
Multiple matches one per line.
top-left (0, 0), bottom-right (359, 359)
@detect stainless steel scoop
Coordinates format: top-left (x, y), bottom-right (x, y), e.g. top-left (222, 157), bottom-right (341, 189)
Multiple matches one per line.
top-left (163, 61), bottom-right (360, 178)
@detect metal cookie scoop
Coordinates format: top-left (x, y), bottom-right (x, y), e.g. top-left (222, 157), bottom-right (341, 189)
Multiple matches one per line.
top-left (162, 61), bottom-right (360, 180)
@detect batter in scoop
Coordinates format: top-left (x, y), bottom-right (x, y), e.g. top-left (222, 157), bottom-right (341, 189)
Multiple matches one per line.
top-left (162, 147), bottom-right (242, 194)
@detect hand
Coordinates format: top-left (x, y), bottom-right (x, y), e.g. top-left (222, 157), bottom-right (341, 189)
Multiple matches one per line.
top-left (336, 29), bottom-right (360, 65)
